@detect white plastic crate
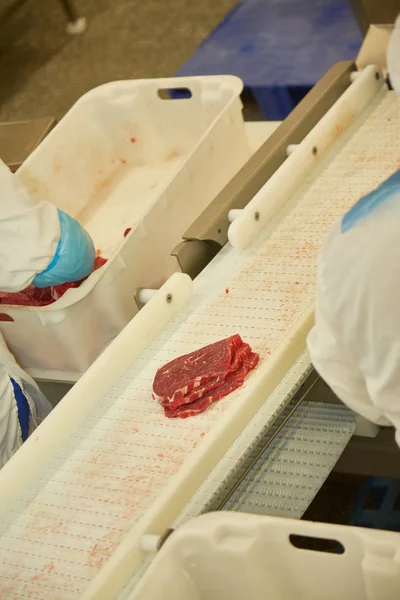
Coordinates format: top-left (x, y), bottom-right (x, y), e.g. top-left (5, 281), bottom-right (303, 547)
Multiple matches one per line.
top-left (132, 512), bottom-right (400, 600)
top-left (0, 76), bottom-right (249, 379)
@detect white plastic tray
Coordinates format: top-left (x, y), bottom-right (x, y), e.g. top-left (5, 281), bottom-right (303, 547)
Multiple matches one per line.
top-left (132, 512), bottom-right (400, 600)
top-left (0, 76), bottom-right (249, 378)
top-left (0, 67), bottom-right (397, 599)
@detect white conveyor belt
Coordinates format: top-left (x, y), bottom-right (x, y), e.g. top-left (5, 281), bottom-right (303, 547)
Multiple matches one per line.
top-left (117, 351), bottom-right (356, 599)
top-left (120, 397), bottom-right (357, 600)
top-left (0, 66), bottom-right (398, 599)
top-left (223, 400), bottom-right (355, 517)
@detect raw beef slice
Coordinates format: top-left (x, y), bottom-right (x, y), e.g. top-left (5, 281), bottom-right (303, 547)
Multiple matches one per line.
top-left (153, 335), bottom-right (259, 419)
top-left (164, 351), bottom-right (259, 419)
top-left (154, 334), bottom-right (243, 408)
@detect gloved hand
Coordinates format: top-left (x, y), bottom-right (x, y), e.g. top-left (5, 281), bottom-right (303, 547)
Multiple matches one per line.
top-left (32, 209), bottom-right (96, 288)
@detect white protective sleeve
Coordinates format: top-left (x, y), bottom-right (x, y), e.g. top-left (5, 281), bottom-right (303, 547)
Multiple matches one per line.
top-left (308, 253), bottom-right (391, 427)
top-left (309, 18), bottom-right (400, 440)
top-left (0, 333), bottom-right (51, 468)
top-left (0, 364), bottom-right (22, 468)
top-left (308, 193), bottom-right (400, 443)
top-left (0, 160), bottom-right (60, 292)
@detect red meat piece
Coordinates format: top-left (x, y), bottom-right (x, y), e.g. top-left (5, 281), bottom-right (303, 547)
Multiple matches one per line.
top-left (50, 280), bottom-right (80, 301)
top-left (164, 351), bottom-right (259, 418)
top-left (0, 288), bottom-right (41, 307)
top-left (154, 335), bottom-right (259, 419)
top-left (159, 341), bottom-right (253, 411)
top-left (153, 334), bottom-right (244, 407)
top-left (93, 255), bottom-right (108, 270)
top-left (161, 374), bottom-right (223, 408)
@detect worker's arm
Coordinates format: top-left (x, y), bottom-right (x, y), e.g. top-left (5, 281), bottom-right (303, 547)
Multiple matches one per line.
top-left (351, 242), bottom-right (400, 447)
top-left (307, 276), bottom-right (391, 426)
top-left (0, 332), bottom-right (52, 468)
top-left (0, 160), bottom-right (95, 292)
top-left (309, 170), bottom-right (400, 433)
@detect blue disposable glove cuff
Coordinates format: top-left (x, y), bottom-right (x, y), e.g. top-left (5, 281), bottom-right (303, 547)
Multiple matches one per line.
top-left (33, 209), bottom-right (96, 288)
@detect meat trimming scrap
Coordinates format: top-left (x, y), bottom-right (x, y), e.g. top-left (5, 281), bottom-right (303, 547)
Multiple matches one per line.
top-left (153, 334), bottom-right (259, 418)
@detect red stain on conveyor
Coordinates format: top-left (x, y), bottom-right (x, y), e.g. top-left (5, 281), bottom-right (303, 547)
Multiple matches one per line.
top-left (87, 544), bottom-right (106, 569)
top-left (87, 530), bottom-right (121, 569)
top-left (0, 418), bottom-right (216, 596)
top-left (130, 137), bottom-right (136, 143)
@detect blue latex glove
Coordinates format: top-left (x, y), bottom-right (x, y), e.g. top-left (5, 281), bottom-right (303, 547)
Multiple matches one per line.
top-left (342, 169), bottom-right (400, 233)
top-left (32, 209), bottom-right (96, 288)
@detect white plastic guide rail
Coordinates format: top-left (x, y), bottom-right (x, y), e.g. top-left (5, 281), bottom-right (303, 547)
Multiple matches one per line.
top-left (229, 65), bottom-right (387, 250)
top-left (0, 66), bottom-right (398, 599)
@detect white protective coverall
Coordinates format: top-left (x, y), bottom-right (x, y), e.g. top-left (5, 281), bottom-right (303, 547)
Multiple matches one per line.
top-left (307, 16), bottom-right (400, 444)
top-left (0, 160), bottom-right (95, 467)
